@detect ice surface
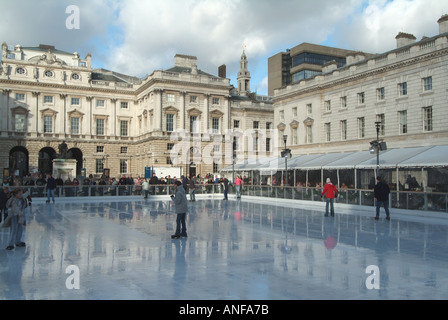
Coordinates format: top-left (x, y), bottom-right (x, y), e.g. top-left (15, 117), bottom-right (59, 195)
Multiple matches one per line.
top-left (1, 196), bottom-right (448, 300)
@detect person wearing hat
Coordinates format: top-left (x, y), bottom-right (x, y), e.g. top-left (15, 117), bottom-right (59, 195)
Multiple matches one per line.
top-left (321, 178), bottom-right (338, 217)
top-left (170, 180), bottom-right (188, 239)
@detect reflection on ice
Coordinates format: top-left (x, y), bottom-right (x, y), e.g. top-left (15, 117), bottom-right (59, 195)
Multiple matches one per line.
top-left (1, 197), bottom-right (448, 300)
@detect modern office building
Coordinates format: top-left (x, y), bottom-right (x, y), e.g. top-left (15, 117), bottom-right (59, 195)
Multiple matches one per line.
top-left (268, 43), bottom-right (369, 96)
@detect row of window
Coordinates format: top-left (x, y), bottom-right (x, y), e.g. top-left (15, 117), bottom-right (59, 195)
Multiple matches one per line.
top-left (15, 67), bottom-right (81, 80)
top-left (14, 93), bottom-right (130, 109)
top-left (233, 120), bottom-right (272, 130)
top-left (168, 93), bottom-right (221, 105)
top-left (14, 92), bottom-right (225, 108)
top-left (280, 77), bottom-right (433, 120)
top-left (322, 108), bottom-right (433, 142)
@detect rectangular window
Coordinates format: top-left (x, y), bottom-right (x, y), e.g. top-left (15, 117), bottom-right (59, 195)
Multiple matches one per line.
top-left (190, 116), bottom-right (199, 133)
top-left (166, 93), bottom-right (175, 102)
top-left (324, 123), bottom-right (331, 142)
top-left (233, 120), bottom-right (240, 129)
top-left (306, 125), bottom-right (313, 144)
top-left (15, 114), bottom-right (25, 132)
top-left (398, 82), bottom-right (407, 96)
top-left (166, 158), bottom-right (173, 165)
top-left (253, 121), bottom-right (259, 129)
top-left (212, 117), bottom-right (220, 133)
top-left (324, 100), bottom-right (331, 112)
top-left (279, 110), bottom-right (284, 121)
top-left (167, 143), bottom-right (174, 150)
top-left (292, 107), bottom-right (297, 117)
top-left (120, 147), bottom-right (128, 154)
top-left (96, 119), bottom-right (105, 135)
top-left (44, 96), bottom-right (53, 104)
top-left (96, 146), bottom-right (104, 153)
top-left (376, 114), bottom-right (385, 136)
top-left (96, 100), bottom-right (105, 107)
top-left (15, 93), bottom-right (25, 101)
top-left (423, 77), bottom-right (432, 91)
top-left (71, 97), bottom-right (80, 105)
top-left (306, 103), bottom-right (312, 115)
top-left (399, 110), bottom-right (407, 134)
top-left (120, 120), bottom-right (128, 136)
top-left (213, 162), bottom-right (219, 173)
top-left (340, 120), bottom-right (347, 141)
top-left (70, 117), bottom-right (80, 134)
top-left (266, 122), bottom-right (271, 130)
top-left (340, 96), bottom-right (347, 109)
top-left (292, 127), bottom-right (298, 145)
top-left (44, 116), bottom-right (53, 133)
top-left (357, 92), bottom-right (365, 105)
top-left (423, 106), bottom-right (433, 132)
top-left (96, 159), bottom-right (104, 174)
top-left (266, 138), bottom-right (271, 152)
top-left (358, 117), bottom-right (365, 138)
top-left (166, 114), bottom-right (174, 132)
top-left (377, 87), bottom-right (385, 101)
top-left (120, 102), bottom-right (128, 109)
top-left (212, 97), bottom-right (219, 105)
top-left (120, 159), bottom-right (128, 174)
top-left (190, 95), bottom-right (197, 103)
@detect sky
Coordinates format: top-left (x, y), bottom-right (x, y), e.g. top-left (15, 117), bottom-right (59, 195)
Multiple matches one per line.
top-left (0, 0), bottom-right (446, 95)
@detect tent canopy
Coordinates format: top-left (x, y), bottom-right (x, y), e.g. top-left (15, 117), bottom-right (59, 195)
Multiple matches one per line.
top-left (221, 145), bottom-right (448, 172)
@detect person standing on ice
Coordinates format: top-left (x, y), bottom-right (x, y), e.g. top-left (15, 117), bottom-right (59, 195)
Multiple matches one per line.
top-left (171, 181), bottom-right (188, 239)
top-left (321, 178), bottom-right (338, 217)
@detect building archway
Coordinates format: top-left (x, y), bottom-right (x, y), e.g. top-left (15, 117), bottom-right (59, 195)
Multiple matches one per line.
top-left (38, 147), bottom-right (56, 175)
top-left (9, 146), bottom-right (29, 177)
top-left (67, 148), bottom-right (83, 177)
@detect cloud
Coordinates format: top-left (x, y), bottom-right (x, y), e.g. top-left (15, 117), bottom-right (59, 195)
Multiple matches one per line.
top-left (1, 0), bottom-right (446, 95)
top-left (333, 0), bottom-right (445, 53)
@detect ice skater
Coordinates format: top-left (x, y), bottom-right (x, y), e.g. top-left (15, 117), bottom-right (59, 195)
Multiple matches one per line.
top-left (374, 176), bottom-right (391, 220)
top-left (171, 181), bottom-right (188, 239)
top-left (4, 188), bottom-right (27, 250)
top-left (321, 178), bottom-right (338, 217)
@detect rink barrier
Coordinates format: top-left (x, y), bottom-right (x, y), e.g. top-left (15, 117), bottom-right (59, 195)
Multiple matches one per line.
top-left (18, 184), bottom-right (448, 213)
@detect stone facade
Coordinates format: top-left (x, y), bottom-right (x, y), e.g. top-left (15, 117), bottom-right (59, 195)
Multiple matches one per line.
top-left (273, 17), bottom-right (448, 157)
top-left (0, 45), bottom-right (274, 179)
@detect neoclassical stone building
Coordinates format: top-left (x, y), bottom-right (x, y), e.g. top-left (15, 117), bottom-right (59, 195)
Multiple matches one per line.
top-left (273, 15), bottom-right (448, 156)
top-left (0, 44), bottom-right (274, 179)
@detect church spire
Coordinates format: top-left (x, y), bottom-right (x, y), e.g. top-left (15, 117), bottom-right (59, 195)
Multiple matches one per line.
top-left (237, 45), bottom-right (251, 96)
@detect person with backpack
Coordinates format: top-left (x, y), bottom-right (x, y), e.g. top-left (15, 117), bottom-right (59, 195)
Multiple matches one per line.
top-left (321, 178), bottom-right (338, 217)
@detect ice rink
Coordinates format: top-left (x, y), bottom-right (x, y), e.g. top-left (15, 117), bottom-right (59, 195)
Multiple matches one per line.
top-left (1, 195), bottom-right (448, 300)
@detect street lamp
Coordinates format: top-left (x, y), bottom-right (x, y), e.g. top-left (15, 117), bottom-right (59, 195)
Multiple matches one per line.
top-left (370, 121), bottom-right (387, 176)
top-left (281, 135), bottom-right (291, 186)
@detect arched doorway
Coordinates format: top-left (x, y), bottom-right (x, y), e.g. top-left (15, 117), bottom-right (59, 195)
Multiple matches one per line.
top-left (67, 148), bottom-right (83, 177)
top-left (9, 146), bottom-right (29, 177)
top-left (38, 147), bottom-right (56, 175)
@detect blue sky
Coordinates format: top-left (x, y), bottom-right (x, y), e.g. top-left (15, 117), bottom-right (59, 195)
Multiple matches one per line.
top-left (0, 0), bottom-right (446, 95)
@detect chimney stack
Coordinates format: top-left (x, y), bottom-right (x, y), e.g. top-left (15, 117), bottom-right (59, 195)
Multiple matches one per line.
top-left (438, 14), bottom-right (448, 34)
top-left (395, 32), bottom-right (416, 48)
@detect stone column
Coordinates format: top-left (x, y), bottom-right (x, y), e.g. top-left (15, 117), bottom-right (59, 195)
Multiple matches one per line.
top-left (32, 92), bottom-right (40, 133)
top-left (180, 91), bottom-right (186, 130)
top-left (204, 93), bottom-right (210, 133)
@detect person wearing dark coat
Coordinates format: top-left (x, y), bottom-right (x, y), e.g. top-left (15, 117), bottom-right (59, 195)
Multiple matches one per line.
top-left (374, 176), bottom-right (390, 220)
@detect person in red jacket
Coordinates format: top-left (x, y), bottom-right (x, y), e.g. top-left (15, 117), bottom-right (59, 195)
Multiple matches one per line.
top-left (321, 178), bottom-right (338, 217)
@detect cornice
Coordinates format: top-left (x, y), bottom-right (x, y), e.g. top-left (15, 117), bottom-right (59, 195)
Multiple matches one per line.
top-left (274, 47), bottom-right (448, 102)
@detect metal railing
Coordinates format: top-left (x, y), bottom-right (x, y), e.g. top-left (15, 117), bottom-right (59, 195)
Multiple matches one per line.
top-left (20, 184), bottom-right (448, 213)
